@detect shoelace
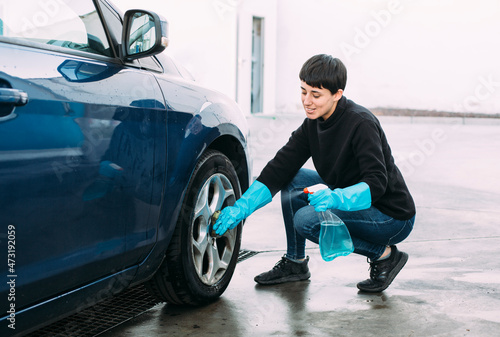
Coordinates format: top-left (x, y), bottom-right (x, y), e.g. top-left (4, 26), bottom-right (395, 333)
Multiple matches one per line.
top-left (273, 257), bottom-right (289, 270)
top-left (366, 258), bottom-right (380, 278)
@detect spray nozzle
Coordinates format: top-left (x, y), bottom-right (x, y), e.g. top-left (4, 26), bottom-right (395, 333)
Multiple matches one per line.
top-left (303, 184), bottom-right (328, 195)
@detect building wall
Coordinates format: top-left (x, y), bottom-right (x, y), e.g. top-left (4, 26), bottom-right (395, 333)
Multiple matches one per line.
top-left (113, 0), bottom-right (500, 115)
top-left (115, 0), bottom-right (239, 108)
top-left (236, 0), bottom-right (278, 114)
top-left (115, 0), bottom-right (278, 115)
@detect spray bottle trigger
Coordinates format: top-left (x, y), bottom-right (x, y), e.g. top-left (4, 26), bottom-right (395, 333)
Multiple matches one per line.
top-left (304, 184), bottom-right (328, 195)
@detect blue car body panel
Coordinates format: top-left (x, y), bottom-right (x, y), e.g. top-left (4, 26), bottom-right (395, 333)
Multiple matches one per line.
top-left (0, 0), bottom-right (250, 334)
top-left (0, 43), bottom-right (166, 312)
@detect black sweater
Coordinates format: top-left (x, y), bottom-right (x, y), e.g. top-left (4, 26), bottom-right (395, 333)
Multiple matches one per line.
top-left (257, 96), bottom-right (416, 220)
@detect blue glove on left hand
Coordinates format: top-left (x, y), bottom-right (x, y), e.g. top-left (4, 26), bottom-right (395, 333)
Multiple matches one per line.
top-left (99, 160), bottom-right (123, 178)
top-left (308, 188), bottom-right (337, 212)
top-left (308, 182), bottom-right (372, 212)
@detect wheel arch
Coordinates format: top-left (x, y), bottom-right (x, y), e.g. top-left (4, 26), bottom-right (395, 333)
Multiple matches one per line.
top-left (145, 149), bottom-right (243, 305)
top-left (131, 123), bottom-right (251, 286)
top-left (208, 134), bottom-right (250, 193)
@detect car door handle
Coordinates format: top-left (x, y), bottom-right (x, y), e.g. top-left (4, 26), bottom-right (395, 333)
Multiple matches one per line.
top-left (0, 88), bottom-right (29, 106)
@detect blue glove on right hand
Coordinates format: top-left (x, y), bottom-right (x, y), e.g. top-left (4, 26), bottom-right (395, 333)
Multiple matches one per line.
top-left (213, 205), bottom-right (246, 236)
top-left (213, 180), bottom-right (272, 236)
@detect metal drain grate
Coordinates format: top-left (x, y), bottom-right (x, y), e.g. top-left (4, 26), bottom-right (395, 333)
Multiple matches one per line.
top-left (26, 285), bottom-right (161, 337)
top-left (27, 249), bottom-right (260, 336)
top-left (237, 249), bottom-right (259, 263)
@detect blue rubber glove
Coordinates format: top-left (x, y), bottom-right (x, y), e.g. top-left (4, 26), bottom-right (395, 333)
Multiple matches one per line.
top-left (99, 160), bottom-right (123, 178)
top-left (308, 182), bottom-right (371, 212)
top-left (213, 180), bottom-right (272, 235)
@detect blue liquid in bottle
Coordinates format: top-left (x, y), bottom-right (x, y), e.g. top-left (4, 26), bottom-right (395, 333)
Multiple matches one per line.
top-left (303, 187), bottom-right (354, 262)
top-left (318, 211), bottom-right (354, 261)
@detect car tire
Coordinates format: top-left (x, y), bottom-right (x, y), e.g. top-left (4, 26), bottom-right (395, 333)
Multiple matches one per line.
top-left (146, 150), bottom-right (242, 305)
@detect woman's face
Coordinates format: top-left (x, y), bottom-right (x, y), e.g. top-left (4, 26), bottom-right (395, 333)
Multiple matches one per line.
top-left (300, 81), bottom-right (342, 121)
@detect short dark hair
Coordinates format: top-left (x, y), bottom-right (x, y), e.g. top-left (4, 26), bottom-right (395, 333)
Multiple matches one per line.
top-left (299, 54), bottom-right (347, 95)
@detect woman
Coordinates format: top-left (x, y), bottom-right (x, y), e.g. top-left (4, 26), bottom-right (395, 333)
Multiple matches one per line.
top-left (213, 54), bottom-right (416, 293)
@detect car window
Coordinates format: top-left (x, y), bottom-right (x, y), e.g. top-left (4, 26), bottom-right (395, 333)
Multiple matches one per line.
top-left (97, 0), bottom-right (123, 54)
top-left (0, 0), bottom-right (112, 57)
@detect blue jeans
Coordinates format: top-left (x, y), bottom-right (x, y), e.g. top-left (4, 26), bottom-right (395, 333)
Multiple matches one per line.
top-left (281, 169), bottom-right (415, 261)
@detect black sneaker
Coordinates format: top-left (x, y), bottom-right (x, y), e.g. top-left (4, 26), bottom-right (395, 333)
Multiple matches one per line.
top-left (254, 255), bottom-right (311, 285)
top-left (357, 245), bottom-right (408, 293)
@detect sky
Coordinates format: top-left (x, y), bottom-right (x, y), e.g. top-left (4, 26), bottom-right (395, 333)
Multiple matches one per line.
top-left (112, 0), bottom-right (500, 114)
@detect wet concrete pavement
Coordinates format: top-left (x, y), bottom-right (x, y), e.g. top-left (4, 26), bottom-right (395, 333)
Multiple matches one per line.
top-left (103, 115), bottom-right (500, 336)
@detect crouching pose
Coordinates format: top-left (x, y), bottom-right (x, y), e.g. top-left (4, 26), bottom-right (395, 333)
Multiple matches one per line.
top-left (214, 54), bottom-right (416, 293)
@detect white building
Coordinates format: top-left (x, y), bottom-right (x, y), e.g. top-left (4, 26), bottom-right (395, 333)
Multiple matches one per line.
top-left (116, 0), bottom-right (500, 116)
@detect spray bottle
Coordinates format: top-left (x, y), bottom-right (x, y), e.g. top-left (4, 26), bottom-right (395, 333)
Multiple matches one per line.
top-left (304, 186), bottom-right (354, 261)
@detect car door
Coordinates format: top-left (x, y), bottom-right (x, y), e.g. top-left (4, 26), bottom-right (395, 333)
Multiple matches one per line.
top-left (0, 0), bottom-right (165, 312)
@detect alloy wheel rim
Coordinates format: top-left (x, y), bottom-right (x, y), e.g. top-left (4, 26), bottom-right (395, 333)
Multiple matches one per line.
top-left (191, 173), bottom-right (237, 285)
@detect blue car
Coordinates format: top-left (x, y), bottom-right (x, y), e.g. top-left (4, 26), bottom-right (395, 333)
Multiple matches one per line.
top-left (0, 1), bottom-right (250, 335)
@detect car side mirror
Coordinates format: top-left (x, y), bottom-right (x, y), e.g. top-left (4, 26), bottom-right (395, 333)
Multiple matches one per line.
top-left (122, 10), bottom-right (169, 61)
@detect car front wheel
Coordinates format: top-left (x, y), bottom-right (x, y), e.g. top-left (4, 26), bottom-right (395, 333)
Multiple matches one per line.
top-left (146, 150), bottom-right (242, 305)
